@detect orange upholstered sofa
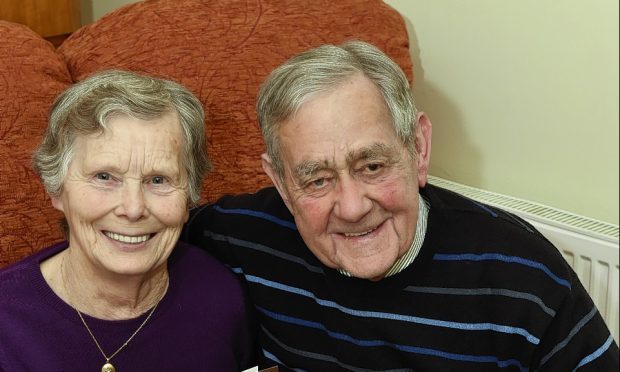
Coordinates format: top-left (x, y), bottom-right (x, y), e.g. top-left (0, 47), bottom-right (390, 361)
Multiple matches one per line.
top-left (0, 0), bottom-right (412, 268)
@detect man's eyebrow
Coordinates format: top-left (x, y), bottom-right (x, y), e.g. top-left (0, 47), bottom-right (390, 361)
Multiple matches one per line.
top-left (292, 143), bottom-right (399, 180)
top-left (346, 143), bottom-right (399, 163)
top-left (294, 160), bottom-right (326, 180)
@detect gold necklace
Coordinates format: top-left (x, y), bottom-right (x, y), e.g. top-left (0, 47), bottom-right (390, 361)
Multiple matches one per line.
top-left (61, 257), bottom-right (167, 372)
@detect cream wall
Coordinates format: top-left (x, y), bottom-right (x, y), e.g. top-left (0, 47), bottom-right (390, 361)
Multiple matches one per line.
top-left (86, 0), bottom-right (619, 224)
top-left (386, 0), bottom-right (618, 224)
top-left (81, 0), bottom-right (140, 24)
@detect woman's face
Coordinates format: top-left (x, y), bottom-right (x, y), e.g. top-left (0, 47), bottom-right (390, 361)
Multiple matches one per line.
top-left (52, 112), bottom-right (190, 276)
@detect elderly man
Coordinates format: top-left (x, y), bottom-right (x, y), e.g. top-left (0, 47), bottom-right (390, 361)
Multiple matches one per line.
top-left (184, 41), bottom-right (618, 371)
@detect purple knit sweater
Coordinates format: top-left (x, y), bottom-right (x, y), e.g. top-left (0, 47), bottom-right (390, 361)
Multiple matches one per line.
top-left (0, 241), bottom-right (256, 371)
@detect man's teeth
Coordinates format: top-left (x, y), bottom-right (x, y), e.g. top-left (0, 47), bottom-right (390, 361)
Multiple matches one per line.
top-left (105, 232), bottom-right (150, 244)
top-left (344, 228), bottom-right (376, 237)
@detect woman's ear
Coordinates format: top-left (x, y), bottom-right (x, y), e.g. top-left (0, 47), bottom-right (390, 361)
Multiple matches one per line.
top-left (51, 194), bottom-right (65, 213)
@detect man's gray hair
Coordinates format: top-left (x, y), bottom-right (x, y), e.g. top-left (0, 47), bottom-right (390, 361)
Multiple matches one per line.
top-left (256, 40), bottom-right (417, 178)
top-left (33, 70), bottom-right (210, 207)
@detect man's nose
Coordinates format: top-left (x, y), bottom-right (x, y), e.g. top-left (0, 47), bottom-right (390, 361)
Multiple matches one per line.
top-left (115, 181), bottom-right (148, 221)
top-left (333, 176), bottom-right (372, 221)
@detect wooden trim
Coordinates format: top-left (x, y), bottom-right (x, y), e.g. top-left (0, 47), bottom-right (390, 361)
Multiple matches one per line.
top-left (0, 0), bottom-right (81, 38)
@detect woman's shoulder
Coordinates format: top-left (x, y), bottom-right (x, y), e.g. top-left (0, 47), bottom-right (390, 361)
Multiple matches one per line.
top-left (168, 241), bottom-right (245, 292)
top-left (0, 241), bottom-right (67, 280)
top-left (0, 242), bottom-right (69, 327)
top-left (163, 241), bottom-right (250, 322)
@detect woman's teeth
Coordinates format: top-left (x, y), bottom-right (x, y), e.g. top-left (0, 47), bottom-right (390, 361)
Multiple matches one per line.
top-left (105, 232), bottom-right (150, 244)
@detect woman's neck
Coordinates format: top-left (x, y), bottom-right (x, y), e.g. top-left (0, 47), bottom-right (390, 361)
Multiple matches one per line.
top-left (41, 248), bottom-right (169, 320)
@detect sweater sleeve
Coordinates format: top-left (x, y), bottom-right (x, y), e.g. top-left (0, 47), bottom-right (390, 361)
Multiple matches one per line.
top-left (531, 268), bottom-right (618, 371)
top-left (183, 188), bottom-right (292, 270)
top-left (183, 201), bottom-right (241, 268)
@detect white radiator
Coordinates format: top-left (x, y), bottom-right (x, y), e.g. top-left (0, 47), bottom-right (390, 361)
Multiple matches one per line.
top-left (429, 176), bottom-right (619, 342)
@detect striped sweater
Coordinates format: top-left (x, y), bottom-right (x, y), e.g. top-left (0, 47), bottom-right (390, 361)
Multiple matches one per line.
top-left (184, 184), bottom-right (618, 371)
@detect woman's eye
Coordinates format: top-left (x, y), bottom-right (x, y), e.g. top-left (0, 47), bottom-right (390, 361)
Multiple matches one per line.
top-left (151, 176), bottom-right (166, 184)
top-left (95, 172), bottom-right (111, 181)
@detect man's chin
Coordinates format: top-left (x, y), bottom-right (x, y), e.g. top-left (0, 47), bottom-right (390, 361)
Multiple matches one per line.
top-left (341, 263), bottom-right (390, 281)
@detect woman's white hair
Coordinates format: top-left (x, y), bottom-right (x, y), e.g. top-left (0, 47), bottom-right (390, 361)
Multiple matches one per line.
top-left (33, 69), bottom-right (210, 207)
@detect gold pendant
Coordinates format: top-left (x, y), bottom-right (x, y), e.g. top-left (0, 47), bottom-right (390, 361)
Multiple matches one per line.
top-left (102, 362), bottom-right (116, 372)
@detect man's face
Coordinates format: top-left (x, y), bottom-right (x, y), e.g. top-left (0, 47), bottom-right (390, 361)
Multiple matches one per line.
top-left (263, 74), bottom-right (431, 280)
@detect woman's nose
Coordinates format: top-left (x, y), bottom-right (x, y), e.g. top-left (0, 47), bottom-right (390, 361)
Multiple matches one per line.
top-left (115, 181), bottom-right (148, 221)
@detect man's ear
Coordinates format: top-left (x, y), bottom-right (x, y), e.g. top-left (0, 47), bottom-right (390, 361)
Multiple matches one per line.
top-left (261, 153), bottom-right (293, 211)
top-left (414, 111), bottom-right (432, 188)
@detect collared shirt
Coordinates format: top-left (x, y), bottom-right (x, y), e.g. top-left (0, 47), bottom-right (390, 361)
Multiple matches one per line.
top-left (338, 195), bottom-right (429, 278)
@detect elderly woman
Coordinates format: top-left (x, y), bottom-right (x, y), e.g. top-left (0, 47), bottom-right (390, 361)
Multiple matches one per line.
top-left (0, 70), bottom-right (255, 370)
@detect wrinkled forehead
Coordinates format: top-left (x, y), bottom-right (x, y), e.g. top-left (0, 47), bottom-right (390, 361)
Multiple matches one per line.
top-left (72, 112), bottom-right (185, 164)
top-left (278, 76), bottom-right (403, 164)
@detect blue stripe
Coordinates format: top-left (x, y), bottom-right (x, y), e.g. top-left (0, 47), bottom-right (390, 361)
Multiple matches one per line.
top-left (405, 286), bottom-right (555, 317)
top-left (500, 211), bottom-right (535, 233)
top-left (245, 274), bottom-right (540, 344)
top-left (434, 253), bottom-right (571, 289)
top-left (261, 325), bottom-right (412, 372)
top-left (258, 307), bottom-right (528, 371)
top-left (206, 231), bottom-right (324, 274)
top-left (262, 349), bottom-right (306, 372)
top-left (538, 306), bottom-right (598, 366)
top-left (470, 200), bottom-right (499, 217)
top-left (572, 335), bottom-right (615, 371)
top-left (213, 205), bottom-right (297, 230)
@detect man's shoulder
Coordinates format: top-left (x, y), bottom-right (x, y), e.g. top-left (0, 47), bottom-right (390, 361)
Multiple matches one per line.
top-left (196, 186), bottom-right (287, 215)
top-left (183, 186), bottom-right (300, 257)
top-left (423, 184), bottom-right (569, 277)
top-left (424, 183), bottom-right (549, 244)
top-left (188, 186), bottom-right (294, 230)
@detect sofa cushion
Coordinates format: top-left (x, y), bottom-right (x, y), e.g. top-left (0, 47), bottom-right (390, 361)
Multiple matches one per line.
top-left (0, 0), bottom-right (411, 268)
top-left (0, 21), bottom-right (72, 267)
top-left (58, 0), bottom-right (412, 204)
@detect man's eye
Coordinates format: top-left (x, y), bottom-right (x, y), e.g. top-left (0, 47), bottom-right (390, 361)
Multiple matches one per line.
top-left (304, 177), bottom-right (329, 191)
top-left (366, 163), bottom-right (383, 172)
top-left (95, 172), bottom-right (111, 181)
